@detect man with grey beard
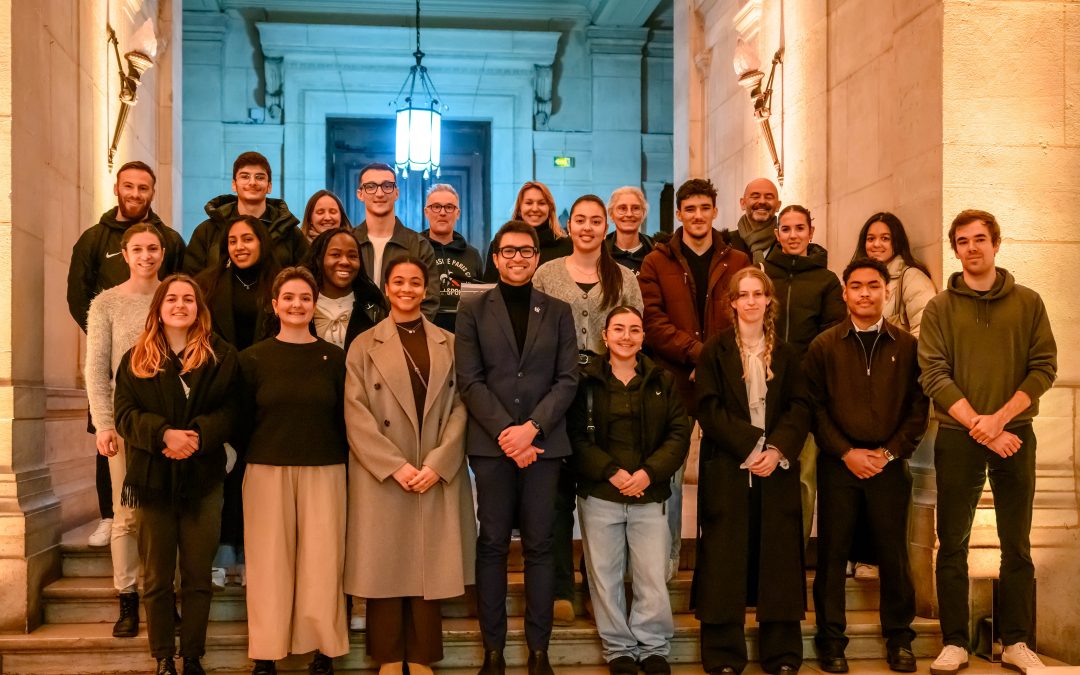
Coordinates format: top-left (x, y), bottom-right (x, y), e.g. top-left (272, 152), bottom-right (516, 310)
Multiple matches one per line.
top-left (727, 177), bottom-right (782, 264)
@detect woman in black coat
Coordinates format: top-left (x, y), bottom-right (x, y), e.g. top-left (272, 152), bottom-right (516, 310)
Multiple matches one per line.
top-left (693, 267), bottom-right (811, 675)
top-left (113, 274), bottom-right (239, 675)
top-left (196, 214), bottom-right (280, 583)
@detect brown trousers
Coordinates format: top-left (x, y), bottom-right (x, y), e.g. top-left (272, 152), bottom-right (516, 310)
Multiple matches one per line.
top-left (366, 597), bottom-right (443, 664)
top-left (243, 463), bottom-right (349, 660)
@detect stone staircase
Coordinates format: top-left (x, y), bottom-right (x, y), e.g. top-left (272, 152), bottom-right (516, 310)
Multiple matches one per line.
top-left (0, 522), bottom-right (943, 674)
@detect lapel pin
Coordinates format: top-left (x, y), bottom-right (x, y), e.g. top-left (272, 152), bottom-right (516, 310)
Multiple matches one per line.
top-left (534, 306), bottom-right (541, 313)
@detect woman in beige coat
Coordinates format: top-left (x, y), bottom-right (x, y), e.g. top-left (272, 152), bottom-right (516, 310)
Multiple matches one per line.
top-left (344, 256), bottom-right (476, 675)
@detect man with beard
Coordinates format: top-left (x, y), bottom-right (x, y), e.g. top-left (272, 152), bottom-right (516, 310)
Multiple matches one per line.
top-left (727, 177), bottom-right (782, 264)
top-left (420, 183), bottom-right (483, 332)
top-left (66, 159), bottom-right (186, 547)
top-left (354, 162), bottom-right (440, 320)
top-left (183, 150), bottom-right (307, 275)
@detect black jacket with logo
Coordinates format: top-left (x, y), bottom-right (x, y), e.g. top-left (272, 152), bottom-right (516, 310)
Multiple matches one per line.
top-left (66, 207), bottom-right (186, 332)
top-left (605, 230), bottom-right (655, 275)
top-left (421, 229), bottom-right (484, 330)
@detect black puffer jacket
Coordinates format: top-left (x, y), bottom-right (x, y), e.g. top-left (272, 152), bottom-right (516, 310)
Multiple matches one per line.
top-left (568, 354), bottom-right (690, 504)
top-left (761, 243), bottom-right (846, 357)
top-left (66, 208), bottom-right (186, 331)
top-left (183, 195), bottom-right (306, 276)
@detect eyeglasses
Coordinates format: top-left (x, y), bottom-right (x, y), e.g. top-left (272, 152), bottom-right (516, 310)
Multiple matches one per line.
top-left (426, 203), bottom-right (459, 214)
top-left (360, 181), bottom-right (398, 195)
top-left (236, 172), bottom-right (268, 184)
top-left (613, 204), bottom-right (643, 215)
top-left (498, 246), bottom-right (538, 259)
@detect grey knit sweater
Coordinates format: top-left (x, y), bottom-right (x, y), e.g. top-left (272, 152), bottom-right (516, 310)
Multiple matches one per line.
top-left (533, 257), bottom-right (644, 354)
top-left (85, 286), bottom-right (155, 431)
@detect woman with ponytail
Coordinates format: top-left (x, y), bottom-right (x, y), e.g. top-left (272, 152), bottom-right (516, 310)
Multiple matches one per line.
top-left (532, 193), bottom-right (643, 625)
top-left (692, 267), bottom-right (811, 675)
top-left (113, 274), bottom-right (240, 675)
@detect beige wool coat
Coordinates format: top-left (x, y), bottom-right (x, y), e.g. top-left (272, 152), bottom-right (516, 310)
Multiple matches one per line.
top-left (343, 317), bottom-right (476, 600)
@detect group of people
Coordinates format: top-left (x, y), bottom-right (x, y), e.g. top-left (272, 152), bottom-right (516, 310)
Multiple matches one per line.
top-left (67, 152), bottom-right (1057, 675)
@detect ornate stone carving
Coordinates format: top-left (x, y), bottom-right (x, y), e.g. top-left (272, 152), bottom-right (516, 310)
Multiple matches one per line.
top-left (533, 64), bottom-right (552, 130)
top-left (264, 56), bottom-right (283, 123)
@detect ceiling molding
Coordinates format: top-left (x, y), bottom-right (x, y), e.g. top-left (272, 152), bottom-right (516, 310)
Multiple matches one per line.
top-left (220, 0), bottom-right (593, 22)
top-left (590, 0), bottom-right (664, 27)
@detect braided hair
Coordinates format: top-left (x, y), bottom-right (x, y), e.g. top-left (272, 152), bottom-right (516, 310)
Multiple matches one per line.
top-left (726, 267), bottom-right (779, 381)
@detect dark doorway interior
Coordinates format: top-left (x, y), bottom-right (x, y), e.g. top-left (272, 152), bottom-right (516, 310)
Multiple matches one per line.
top-left (327, 117), bottom-right (491, 249)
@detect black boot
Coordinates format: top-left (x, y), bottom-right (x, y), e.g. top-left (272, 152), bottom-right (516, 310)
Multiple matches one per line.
top-left (478, 650), bottom-right (506, 675)
top-left (528, 651), bottom-right (554, 675)
top-left (156, 657), bottom-right (178, 675)
top-left (112, 591), bottom-right (139, 638)
top-left (309, 651), bottom-right (334, 674)
top-left (252, 660), bottom-right (278, 675)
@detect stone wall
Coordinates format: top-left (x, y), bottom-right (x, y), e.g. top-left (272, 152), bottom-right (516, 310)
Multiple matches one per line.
top-left (677, 0), bottom-right (1080, 662)
top-left (0, 0), bottom-right (181, 632)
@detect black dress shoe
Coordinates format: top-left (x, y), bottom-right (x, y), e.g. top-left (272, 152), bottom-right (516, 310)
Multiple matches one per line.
top-left (309, 651), bottom-right (334, 674)
top-left (819, 654), bottom-right (848, 674)
top-left (888, 646), bottom-right (917, 673)
top-left (182, 657), bottom-right (206, 675)
top-left (777, 667), bottom-right (799, 675)
top-left (528, 650), bottom-right (555, 675)
top-left (478, 650), bottom-right (506, 675)
top-left (156, 658), bottom-right (178, 675)
top-left (708, 669), bottom-right (738, 675)
top-left (608, 655), bottom-right (638, 675)
top-left (252, 660), bottom-right (278, 675)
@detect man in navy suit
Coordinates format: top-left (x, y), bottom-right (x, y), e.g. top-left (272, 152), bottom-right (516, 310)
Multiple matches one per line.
top-left (455, 220), bottom-right (579, 675)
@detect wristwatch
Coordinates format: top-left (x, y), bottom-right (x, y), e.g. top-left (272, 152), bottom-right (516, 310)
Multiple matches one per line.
top-left (882, 448), bottom-right (896, 462)
top-left (528, 419), bottom-right (542, 434)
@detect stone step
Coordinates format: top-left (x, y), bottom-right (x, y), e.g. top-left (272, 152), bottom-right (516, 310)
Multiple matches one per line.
top-left (40, 572), bottom-right (883, 625)
top-left (0, 612), bottom-right (943, 675)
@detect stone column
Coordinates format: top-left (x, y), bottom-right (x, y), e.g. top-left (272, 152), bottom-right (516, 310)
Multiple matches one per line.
top-left (586, 26), bottom-right (649, 199)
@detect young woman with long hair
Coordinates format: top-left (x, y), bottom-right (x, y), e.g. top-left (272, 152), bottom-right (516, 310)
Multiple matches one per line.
top-left (85, 223), bottom-right (165, 639)
top-left (197, 215), bottom-right (281, 586)
top-left (532, 193), bottom-right (644, 624)
top-left (300, 190), bottom-right (352, 243)
top-left (692, 267), bottom-right (811, 675)
top-left (850, 212), bottom-right (936, 338)
top-left (113, 275), bottom-right (240, 675)
top-left (303, 227), bottom-right (387, 352)
top-left (241, 267), bottom-right (349, 675)
top-left (344, 257), bottom-right (475, 675)
top-left (568, 306), bottom-right (689, 674)
top-left (482, 181), bottom-right (572, 280)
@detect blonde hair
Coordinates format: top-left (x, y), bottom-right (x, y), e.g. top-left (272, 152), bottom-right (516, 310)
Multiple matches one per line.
top-left (129, 275), bottom-right (217, 378)
top-left (513, 181), bottom-right (566, 238)
top-left (727, 267), bottom-right (779, 381)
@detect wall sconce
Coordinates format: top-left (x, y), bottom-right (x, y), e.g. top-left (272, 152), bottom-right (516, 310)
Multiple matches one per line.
top-left (107, 20), bottom-right (157, 170)
top-left (733, 39), bottom-right (784, 185)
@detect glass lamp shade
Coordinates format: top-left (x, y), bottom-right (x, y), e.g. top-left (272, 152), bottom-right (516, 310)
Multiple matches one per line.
top-left (395, 106), bottom-right (442, 178)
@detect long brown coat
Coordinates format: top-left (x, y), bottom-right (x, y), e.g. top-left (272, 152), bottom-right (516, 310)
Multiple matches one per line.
top-left (343, 317), bottom-right (476, 600)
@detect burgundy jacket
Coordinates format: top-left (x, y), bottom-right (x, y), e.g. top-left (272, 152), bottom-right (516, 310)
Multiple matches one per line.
top-left (638, 227), bottom-right (750, 414)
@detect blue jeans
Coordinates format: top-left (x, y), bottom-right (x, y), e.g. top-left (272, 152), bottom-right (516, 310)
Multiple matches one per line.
top-left (578, 496), bottom-right (674, 661)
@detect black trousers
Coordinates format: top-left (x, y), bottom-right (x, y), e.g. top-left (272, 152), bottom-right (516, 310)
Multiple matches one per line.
top-left (935, 425), bottom-right (1036, 649)
top-left (552, 459), bottom-right (577, 601)
top-left (366, 597), bottom-right (443, 664)
top-left (219, 462), bottom-right (244, 549)
top-left (700, 620), bottom-right (802, 674)
top-left (470, 454), bottom-right (561, 651)
top-left (137, 483), bottom-right (223, 659)
top-left (96, 453), bottom-right (114, 520)
top-left (813, 456), bottom-right (915, 650)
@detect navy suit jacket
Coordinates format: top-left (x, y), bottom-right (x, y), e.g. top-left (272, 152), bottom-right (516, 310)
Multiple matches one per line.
top-left (454, 285), bottom-right (579, 458)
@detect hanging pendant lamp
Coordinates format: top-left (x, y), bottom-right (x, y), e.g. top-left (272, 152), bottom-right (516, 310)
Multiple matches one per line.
top-left (393, 0), bottom-right (444, 178)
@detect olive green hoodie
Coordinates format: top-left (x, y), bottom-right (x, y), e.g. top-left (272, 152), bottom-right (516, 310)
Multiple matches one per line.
top-left (918, 267), bottom-right (1057, 430)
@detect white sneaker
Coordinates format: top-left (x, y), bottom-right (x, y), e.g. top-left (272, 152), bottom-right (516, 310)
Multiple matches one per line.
top-left (853, 563), bottom-right (879, 580)
top-left (211, 567), bottom-right (226, 591)
top-left (88, 519), bottom-right (113, 547)
top-left (1002, 642), bottom-right (1045, 674)
top-left (930, 645), bottom-right (969, 675)
top-left (350, 614), bottom-right (366, 631)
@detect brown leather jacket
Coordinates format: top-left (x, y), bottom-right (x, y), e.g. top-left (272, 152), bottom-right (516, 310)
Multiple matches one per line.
top-left (638, 227), bottom-right (750, 414)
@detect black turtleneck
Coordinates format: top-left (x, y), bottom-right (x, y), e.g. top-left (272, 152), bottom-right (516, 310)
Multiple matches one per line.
top-left (498, 281), bottom-right (532, 354)
top-left (231, 266), bottom-right (262, 350)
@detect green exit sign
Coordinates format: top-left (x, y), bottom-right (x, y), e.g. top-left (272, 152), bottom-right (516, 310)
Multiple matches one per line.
top-left (553, 156), bottom-right (575, 168)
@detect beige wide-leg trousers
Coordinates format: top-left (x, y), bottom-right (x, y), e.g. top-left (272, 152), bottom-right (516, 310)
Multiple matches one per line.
top-left (243, 463), bottom-right (349, 660)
